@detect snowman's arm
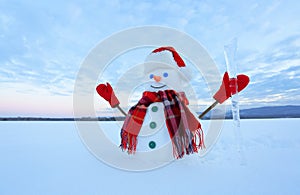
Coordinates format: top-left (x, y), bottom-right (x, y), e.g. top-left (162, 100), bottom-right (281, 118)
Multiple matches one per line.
top-left (198, 101), bottom-right (219, 119)
top-left (116, 105), bottom-right (128, 117)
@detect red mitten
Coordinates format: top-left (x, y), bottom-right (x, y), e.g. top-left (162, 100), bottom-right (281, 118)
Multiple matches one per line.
top-left (213, 72), bottom-right (250, 104)
top-left (213, 72), bottom-right (231, 104)
top-left (96, 83), bottom-right (120, 108)
top-left (236, 74), bottom-right (250, 94)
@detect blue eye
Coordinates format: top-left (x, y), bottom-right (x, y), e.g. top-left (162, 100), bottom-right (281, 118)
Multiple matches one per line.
top-left (163, 72), bottom-right (168, 77)
top-left (149, 74), bottom-right (154, 79)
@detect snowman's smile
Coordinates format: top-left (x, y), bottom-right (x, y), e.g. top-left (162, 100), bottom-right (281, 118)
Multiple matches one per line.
top-left (151, 84), bottom-right (166, 89)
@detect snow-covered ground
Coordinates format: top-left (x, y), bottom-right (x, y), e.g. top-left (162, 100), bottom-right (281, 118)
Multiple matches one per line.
top-left (1, 119), bottom-right (300, 194)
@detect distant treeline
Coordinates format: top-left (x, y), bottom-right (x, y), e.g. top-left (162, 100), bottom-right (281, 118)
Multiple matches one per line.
top-left (1, 116), bottom-right (299, 121)
top-left (1, 105), bottom-right (300, 121)
top-left (0, 117), bottom-right (126, 121)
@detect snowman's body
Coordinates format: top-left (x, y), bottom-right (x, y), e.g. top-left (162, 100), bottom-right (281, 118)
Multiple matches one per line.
top-left (134, 49), bottom-right (191, 152)
top-left (137, 102), bottom-right (170, 151)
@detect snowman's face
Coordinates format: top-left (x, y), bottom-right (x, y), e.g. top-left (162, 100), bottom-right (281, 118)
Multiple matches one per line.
top-left (146, 65), bottom-right (185, 92)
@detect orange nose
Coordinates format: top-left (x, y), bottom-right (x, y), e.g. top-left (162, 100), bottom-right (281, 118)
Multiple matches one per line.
top-left (153, 75), bottom-right (161, 82)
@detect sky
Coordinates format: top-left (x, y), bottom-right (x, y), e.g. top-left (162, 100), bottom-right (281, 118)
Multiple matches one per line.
top-left (0, 0), bottom-right (300, 117)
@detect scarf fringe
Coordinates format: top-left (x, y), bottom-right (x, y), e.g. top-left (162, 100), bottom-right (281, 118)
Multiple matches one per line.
top-left (194, 128), bottom-right (206, 150)
top-left (171, 127), bottom-right (205, 159)
top-left (120, 129), bottom-right (137, 154)
top-left (120, 127), bottom-right (205, 158)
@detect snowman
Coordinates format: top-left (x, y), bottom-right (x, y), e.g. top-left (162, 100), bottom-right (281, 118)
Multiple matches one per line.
top-left (96, 46), bottom-right (251, 159)
top-left (97, 47), bottom-right (205, 159)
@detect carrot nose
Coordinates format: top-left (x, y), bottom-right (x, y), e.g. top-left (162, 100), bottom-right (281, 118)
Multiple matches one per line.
top-left (153, 75), bottom-right (161, 82)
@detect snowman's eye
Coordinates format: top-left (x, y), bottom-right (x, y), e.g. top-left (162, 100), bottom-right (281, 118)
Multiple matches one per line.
top-left (149, 74), bottom-right (154, 79)
top-left (163, 72), bottom-right (168, 78)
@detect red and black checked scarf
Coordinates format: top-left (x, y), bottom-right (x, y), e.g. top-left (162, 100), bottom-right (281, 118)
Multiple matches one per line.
top-left (120, 90), bottom-right (205, 159)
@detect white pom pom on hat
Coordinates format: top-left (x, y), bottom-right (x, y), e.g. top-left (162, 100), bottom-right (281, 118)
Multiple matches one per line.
top-left (144, 46), bottom-right (192, 81)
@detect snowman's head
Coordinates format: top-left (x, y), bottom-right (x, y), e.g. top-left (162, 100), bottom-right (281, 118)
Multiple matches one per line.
top-left (143, 46), bottom-right (190, 92)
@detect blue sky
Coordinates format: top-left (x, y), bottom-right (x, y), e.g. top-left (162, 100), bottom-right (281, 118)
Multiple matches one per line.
top-left (0, 0), bottom-right (299, 117)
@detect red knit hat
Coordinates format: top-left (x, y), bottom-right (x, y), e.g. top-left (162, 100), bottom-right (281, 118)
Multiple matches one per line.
top-left (144, 46), bottom-right (191, 80)
top-left (151, 46), bottom-right (186, 67)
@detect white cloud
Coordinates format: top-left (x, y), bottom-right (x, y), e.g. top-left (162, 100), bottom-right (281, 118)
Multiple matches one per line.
top-left (1, 0), bottom-right (300, 116)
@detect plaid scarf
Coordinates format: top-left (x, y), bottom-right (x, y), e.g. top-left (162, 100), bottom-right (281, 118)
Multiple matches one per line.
top-left (120, 90), bottom-right (205, 159)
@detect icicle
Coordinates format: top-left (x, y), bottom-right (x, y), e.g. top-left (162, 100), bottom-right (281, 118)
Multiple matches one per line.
top-left (224, 38), bottom-right (246, 165)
